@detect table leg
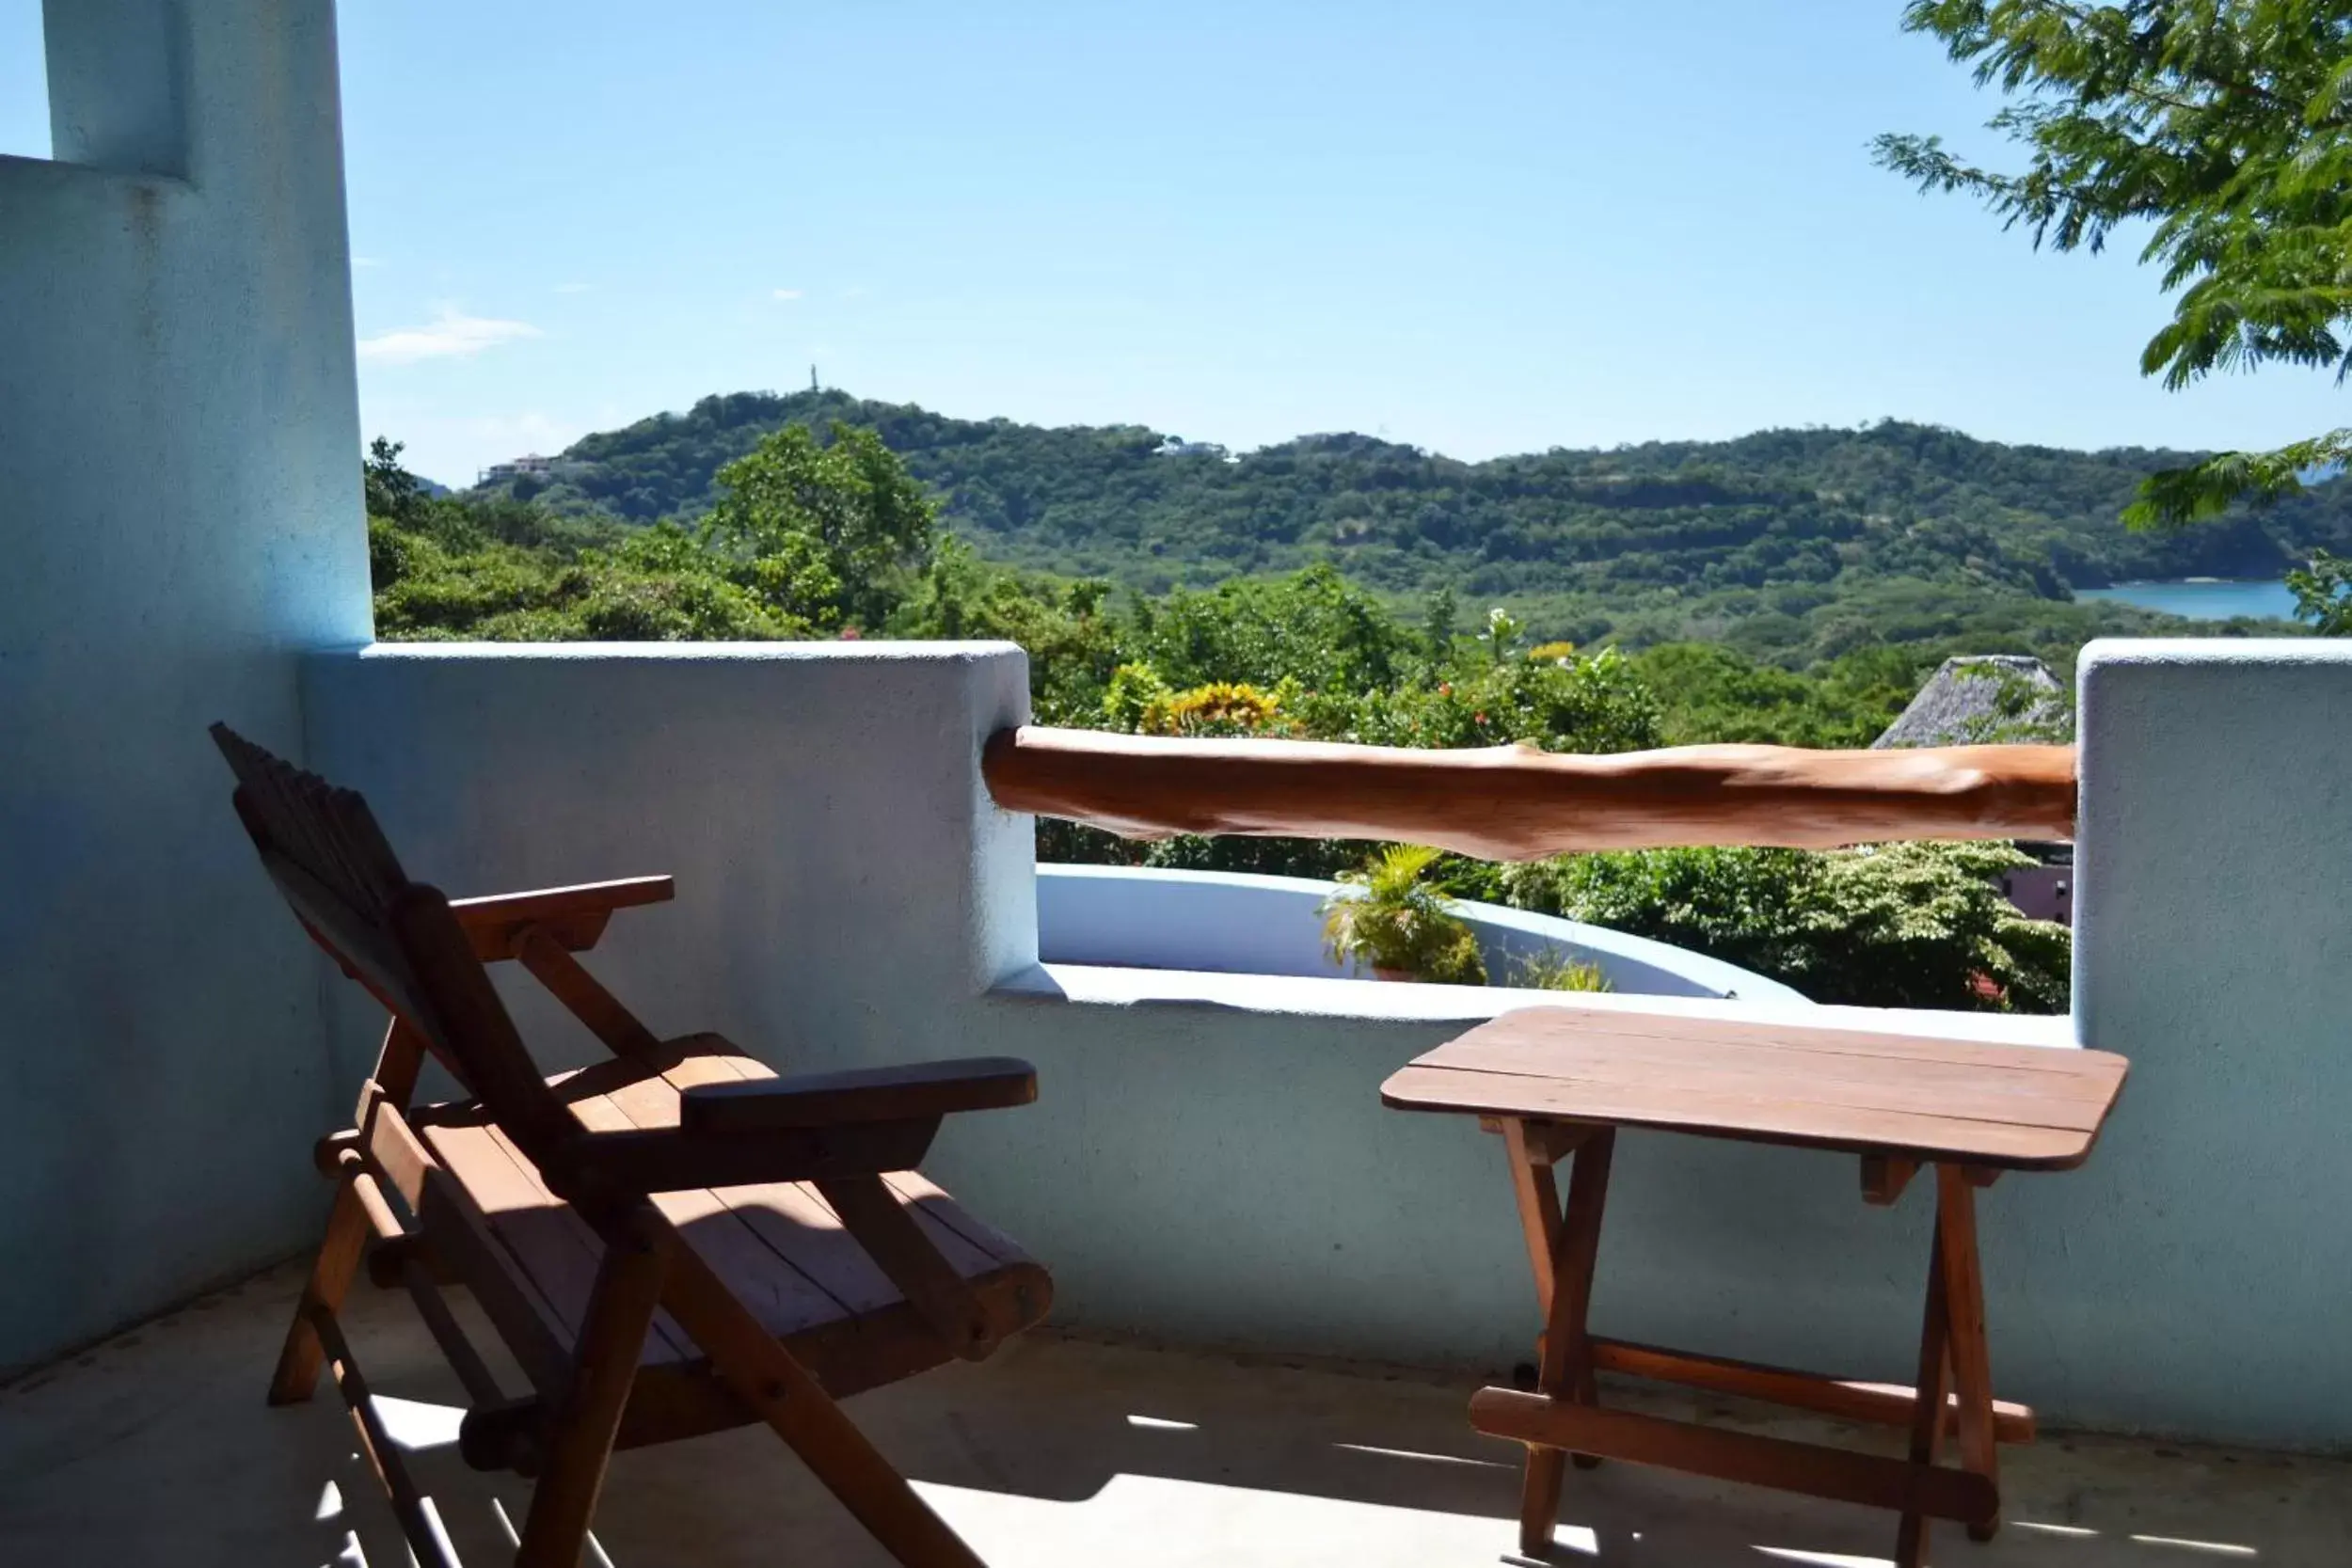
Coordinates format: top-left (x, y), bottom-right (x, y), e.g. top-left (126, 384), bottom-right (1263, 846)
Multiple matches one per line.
top-left (1936, 1164), bottom-right (2002, 1542)
top-left (1518, 1127), bottom-right (1615, 1558)
top-left (1894, 1207), bottom-right (1951, 1568)
top-left (1502, 1118), bottom-right (1565, 1321)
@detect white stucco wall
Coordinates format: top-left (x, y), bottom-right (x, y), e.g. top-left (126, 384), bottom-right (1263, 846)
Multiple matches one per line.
top-left (1035, 863), bottom-right (1812, 1001)
top-left (0, 1), bottom-right (372, 1370)
top-left (297, 635), bottom-right (2352, 1449)
top-left (2070, 640), bottom-right (2352, 1447)
top-left (299, 643), bottom-right (1040, 1095)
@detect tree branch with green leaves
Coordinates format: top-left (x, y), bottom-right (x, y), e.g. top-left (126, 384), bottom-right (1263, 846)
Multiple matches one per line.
top-left (1874, 0), bottom-right (2352, 529)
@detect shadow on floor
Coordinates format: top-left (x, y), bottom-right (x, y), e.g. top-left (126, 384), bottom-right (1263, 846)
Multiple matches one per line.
top-left (3, 1264), bottom-right (2341, 1568)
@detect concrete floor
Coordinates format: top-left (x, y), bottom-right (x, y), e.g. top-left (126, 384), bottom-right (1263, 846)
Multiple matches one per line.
top-left (3, 1262), bottom-right (2345, 1567)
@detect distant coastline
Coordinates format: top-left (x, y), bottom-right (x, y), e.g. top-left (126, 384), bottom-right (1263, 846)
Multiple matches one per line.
top-left (2074, 578), bottom-right (2299, 622)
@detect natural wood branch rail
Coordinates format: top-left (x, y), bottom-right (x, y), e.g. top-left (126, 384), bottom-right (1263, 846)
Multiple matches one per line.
top-left (982, 727), bottom-right (2075, 858)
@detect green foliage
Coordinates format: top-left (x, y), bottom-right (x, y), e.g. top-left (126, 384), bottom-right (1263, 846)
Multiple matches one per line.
top-left (367, 420), bottom-right (938, 642)
top-left (887, 538), bottom-right (1121, 722)
top-left (1625, 642), bottom-right (1922, 747)
top-left (480, 389), bottom-right (2343, 657)
top-left (1500, 842), bottom-right (2070, 1012)
top-left (1946, 661), bottom-right (2076, 743)
top-left (1119, 565), bottom-right (1422, 695)
top-left (1320, 845), bottom-right (1489, 985)
top-left (371, 516), bottom-right (799, 642)
top-left (704, 421), bottom-right (936, 631)
top-left (371, 423), bottom-right (2080, 1011)
top-left (2130, 430), bottom-right (2352, 527)
top-left (1034, 569), bottom-right (1666, 879)
top-left (567, 525), bottom-right (803, 640)
top-left (1334, 645), bottom-right (1664, 753)
top-left (1876, 0), bottom-right (2352, 528)
top-left (365, 436), bottom-right (426, 524)
top-left (1511, 947), bottom-right (1614, 993)
top-left (2288, 546), bottom-right (2352, 632)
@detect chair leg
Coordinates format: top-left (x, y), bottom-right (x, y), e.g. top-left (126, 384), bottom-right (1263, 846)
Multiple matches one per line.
top-left (1935, 1164), bottom-right (2002, 1542)
top-left (648, 1217), bottom-right (988, 1568)
top-left (1895, 1207), bottom-right (1952, 1568)
top-left (268, 1180), bottom-right (373, 1404)
top-left (308, 1302), bottom-right (465, 1568)
top-left (516, 1220), bottom-right (668, 1568)
top-left (1519, 1128), bottom-right (1615, 1558)
top-left (270, 1020), bottom-right (430, 1406)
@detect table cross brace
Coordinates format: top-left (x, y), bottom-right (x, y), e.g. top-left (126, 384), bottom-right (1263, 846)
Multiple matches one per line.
top-left (1480, 1117), bottom-right (2016, 1567)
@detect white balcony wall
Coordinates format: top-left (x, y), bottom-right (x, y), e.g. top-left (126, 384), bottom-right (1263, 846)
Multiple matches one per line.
top-left (303, 636), bottom-right (2352, 1450)
top-left (299, 643), bottom-right (1038, 1097)
top-left (2070, 639), bottom-right (2352, 1447)
top-left (0, 0), bottom-right (370, 1371)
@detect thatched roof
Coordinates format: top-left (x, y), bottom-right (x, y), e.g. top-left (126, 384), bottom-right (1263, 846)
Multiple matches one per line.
top-left (1872, 656), bottom-right (2072, 749)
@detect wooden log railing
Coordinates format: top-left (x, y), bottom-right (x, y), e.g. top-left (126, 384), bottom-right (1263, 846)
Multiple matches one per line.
top-left (982, 727), bottom-right (2077, 861)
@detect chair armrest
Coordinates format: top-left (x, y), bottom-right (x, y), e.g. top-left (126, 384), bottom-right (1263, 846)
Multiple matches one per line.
top-left (679, 1057), bottom-right (1037, 1134)
top-left (564, 1118), bottom-right (946, 1196)
top-left (447, 875), bottom-right (674, 959)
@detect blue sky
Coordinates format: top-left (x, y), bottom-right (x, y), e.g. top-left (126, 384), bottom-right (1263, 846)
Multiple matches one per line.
top-left (5, 0), bottom-right (2341, 485)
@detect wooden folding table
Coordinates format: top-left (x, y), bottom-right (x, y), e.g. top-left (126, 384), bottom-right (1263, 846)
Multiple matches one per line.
top-left (1381, 1007), bottom-right (2127, 1567)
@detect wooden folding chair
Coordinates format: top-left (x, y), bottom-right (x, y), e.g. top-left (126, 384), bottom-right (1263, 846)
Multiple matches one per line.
top-left (212, 724), bottom-right (1052, 1568)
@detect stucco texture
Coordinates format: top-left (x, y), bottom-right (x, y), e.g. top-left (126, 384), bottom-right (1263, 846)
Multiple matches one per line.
top-left (2072, 640), bottom-right (2352, 1447)
top-left (0, 0), bottom-right (371, 1370)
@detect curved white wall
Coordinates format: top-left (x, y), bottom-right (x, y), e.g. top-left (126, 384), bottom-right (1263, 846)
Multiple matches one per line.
top-left (1035, 864), bottom-right (1811, 1004)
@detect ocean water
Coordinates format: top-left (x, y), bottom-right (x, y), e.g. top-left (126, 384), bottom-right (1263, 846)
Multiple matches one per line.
top-left (2074, 578), bottom-right (2301, 622)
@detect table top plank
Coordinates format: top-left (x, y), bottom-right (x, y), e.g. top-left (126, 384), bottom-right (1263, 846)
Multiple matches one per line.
top-left (1433, 1009), bottom-right (2103, 1075)
top-left (1382, 1007), bottom-right (2128, 1171)
top-left (1416, 1021), bottom-right (2117, 1095)
top-left (1412, 1032), bottom-right (2113, 1132)
top-left (1382, 1065), bottom-right (2090, 1166)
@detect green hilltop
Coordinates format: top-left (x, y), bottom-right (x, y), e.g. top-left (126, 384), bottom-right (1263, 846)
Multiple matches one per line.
top-left (475, 388), bottom-right (2341, 664)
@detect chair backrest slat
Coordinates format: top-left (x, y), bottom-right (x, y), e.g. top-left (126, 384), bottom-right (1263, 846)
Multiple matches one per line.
top-left (211, 724), bottom-right (582, 1171)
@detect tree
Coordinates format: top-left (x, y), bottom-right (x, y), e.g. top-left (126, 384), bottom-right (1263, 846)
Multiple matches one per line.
top-left (1627, 641), bottom-right (1920, 747)
top-left (364, 421), bottom-right (943, 642)
top-left (886, 538), bottom-right (1121, 722)
top-left (1501, 841), bottom-right (2071, 1012)
top-left (2288, 546), bottom-right (2352, 628)
top-left (364, 436), bottom-right (427, 525)
top-left (703, 421), bottom-right (937, 631)
top-left (1874, 1), bottom-right (2352, 527)
top-left (1421, 584), bottom-right (1459, 662)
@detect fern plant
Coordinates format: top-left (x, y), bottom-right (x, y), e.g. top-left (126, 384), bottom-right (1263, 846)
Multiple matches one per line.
top-left (1320, 844), bottom-right (1487, 985)
top-left (1513, 946), bottom-right (1613, 993)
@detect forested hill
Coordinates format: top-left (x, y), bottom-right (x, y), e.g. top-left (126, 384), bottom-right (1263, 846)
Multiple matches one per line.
top-left (485, 388), bottom-right (2350, 641)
